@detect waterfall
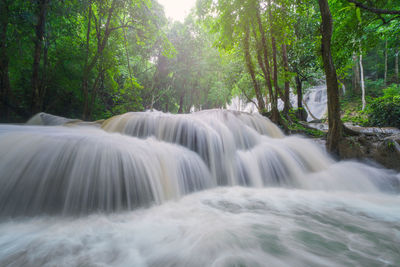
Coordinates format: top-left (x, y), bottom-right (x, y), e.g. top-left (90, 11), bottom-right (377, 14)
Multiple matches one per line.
top-left (1, 110), bottom-right (398, 217)
top-left (228, 85), bottom-right (328, 121)
top-left (1, 109), bottom-right (400, 266)
top-left (0, 125), bottom-right (212, 216)
top-left (302, 85), bottom-right (328, 121)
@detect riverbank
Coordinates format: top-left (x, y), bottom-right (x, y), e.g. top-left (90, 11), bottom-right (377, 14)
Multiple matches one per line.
top-left (291, 120), bottom-right (400, 171)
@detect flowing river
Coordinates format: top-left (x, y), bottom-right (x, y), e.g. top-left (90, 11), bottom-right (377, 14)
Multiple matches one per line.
top-left (0, 110), bottom-right (399, 266)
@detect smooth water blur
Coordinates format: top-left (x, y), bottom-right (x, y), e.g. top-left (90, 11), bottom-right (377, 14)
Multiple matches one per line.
top-left (27, 112), bottom-right (82, 126)
top-left (2, 110), bottom-right (398, 216)
top-left (0, 125), bottom-right (212, 216)
top-left (1, 109), bottom-right (399, 266)
top-left (0, 187), bottom-right (399, 267)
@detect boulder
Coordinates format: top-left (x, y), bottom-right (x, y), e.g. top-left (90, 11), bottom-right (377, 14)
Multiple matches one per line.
top-left (339, 133), bottom-right (400, 171)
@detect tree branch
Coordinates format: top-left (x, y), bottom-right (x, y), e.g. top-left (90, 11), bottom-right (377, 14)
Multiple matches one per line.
top-left (346, 0), bottom-right (400, 15)
top-left (239, 87), bottom-right (258, 109)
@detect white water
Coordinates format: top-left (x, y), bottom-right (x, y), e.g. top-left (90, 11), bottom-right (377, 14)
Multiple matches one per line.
top-left (1, 109), bottom-right (399, 266)
top-left (227, 85), bottom-right (328, 121)
top-left (0, 125), bottom-right (211, 216)
top-left (1, 188), bottom-right (399, 267)
top-left (27, 112), bottom-right (82, 126)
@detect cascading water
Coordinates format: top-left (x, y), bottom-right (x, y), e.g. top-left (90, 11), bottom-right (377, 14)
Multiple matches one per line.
top-left (0, 109), bottom-right (399, 266)
top-left (0, 125), bottom-right (212, 216)
top-left (227, 85), bottom-right (328, 122)
top-left (301, 85), bottom-right (328, 121)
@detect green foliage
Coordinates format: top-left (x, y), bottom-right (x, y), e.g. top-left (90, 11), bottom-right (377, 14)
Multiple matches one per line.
top-left (364, 79), bottom-right (386, 97)
top-left (1, 0), bottom-right (399, 123)
top-left (382, 84), bottom-right (400, 98)
top-left (367, 85), bottom-right (400, 128)
top-left (341, 110), bottom-right (369, 126)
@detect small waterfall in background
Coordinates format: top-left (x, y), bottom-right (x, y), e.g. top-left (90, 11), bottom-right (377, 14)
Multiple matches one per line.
top-left (301, 85), bottom-right (328, 121)
top-left (0, 109), bottom-right (399, 266)
top-left (227, 85), bottom-right (328, 122)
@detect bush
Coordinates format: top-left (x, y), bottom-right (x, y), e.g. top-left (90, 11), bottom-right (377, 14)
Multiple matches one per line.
top-left (367, 85), bottom-right (400, 128)
top-left (342, 110), bottom-right (369, 126)
top-left (364, 79), bottom-right (386, 97)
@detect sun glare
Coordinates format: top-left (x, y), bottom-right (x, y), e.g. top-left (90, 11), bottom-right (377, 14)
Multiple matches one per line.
top-left (157, 0), bottom-right (197, 22)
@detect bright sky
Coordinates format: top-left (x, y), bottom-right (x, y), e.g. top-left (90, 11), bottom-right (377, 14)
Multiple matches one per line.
top-left (157, 0), bottom-right (197, 22)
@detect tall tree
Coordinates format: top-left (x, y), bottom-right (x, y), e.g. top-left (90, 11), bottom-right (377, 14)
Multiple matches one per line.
top-left (244, 25), bottom-right (265, 111)
top-left (81, 0), bottom-right (117, 120)
top-left (31, 0), bottom-right (49, 114)
top-left (318, 0), bottom-right (342, 155)
top-left (266, 0), bottom-right (280, 122)
top-left (282, 43), bottom-right (290, 116)
top-left (352, 53), bottom-right (361, 92)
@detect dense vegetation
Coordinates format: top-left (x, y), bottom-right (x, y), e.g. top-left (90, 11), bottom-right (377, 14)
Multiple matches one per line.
top-left (0, 0), bottom-right (234, 122)
top-left (0, 0), bottom-right (399, 150)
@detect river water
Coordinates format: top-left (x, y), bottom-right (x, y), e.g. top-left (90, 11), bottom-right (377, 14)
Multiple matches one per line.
top-left (0, 110), bottom-right (399, 266)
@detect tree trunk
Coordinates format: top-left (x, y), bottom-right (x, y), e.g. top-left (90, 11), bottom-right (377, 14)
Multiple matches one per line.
top-left (395, 47), bottom-right (399, 83)
top-left (82, 0), bottom-right (116, 120)
top-left (0, 0), bottom-right (11, 120)
top-left (31, 0), bottom-right (48, 114)
top-left (243, 27), bottom-right (265, 111)
top-left (40, 34), bottom-right (49, 111)
top-left (295, 74), bottom-right (307, 121)
top-left (178, 92), bottom-right (185, 114)
top-left (384, 39), bottom-right (388, 84)
top-left (360, 54), bottom-right (366, 110)
top-left (82, 3), bottom-right (92, 120)
top-left (122, 15), bottom-right (135, 90)
top-left (295, 75), bottom-right (302, 109)
top-left (318, 0), bottom-right (343, 155)
top-left (267, 0), bottom-right (279, 123)
top-left (255, 2), bottom-right (273, 114)
top-left (88, 70), bottom-right (103, 120)
top-left (352, 52), bottom-right (360, 93)
top-left (282, 44), bottom-right (290, 116)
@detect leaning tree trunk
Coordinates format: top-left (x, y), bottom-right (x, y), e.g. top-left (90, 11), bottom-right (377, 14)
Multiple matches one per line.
top-left (31, 0), bottom-right (48, 114)
top-left (243, 27), bottom-right (265, 111)
top-left (318, 0), bottom-right (343, 155)
top-left (0, 0), bottom-right (11, 120)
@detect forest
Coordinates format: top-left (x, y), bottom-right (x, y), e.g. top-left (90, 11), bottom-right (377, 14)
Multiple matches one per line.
top-left (1, 1), bottom-right (400, 265)
top-left (0, 0), bottom-right (399, 153)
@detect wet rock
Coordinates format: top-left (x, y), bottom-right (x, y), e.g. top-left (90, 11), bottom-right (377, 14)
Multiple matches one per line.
top-left (339, 133), bottom-right (400, 171)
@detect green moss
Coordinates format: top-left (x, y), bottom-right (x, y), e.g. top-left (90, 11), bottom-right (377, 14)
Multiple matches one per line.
top-left (284, 109), bottom-right (326, 138)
